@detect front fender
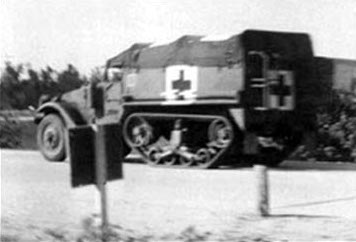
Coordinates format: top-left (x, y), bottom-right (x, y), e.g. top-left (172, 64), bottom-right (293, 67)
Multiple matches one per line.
top-left (35, 102), bottom-right (87, 128)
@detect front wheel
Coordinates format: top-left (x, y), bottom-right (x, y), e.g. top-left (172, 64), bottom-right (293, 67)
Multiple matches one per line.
top-left (37, 114), bottom-right (66, 161)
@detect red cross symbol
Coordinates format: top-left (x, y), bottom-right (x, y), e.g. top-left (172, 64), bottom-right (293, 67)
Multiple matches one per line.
top-left (172, 70), bottom-right (191, 93)
top-left (270, 74), bottom-right (291, 106)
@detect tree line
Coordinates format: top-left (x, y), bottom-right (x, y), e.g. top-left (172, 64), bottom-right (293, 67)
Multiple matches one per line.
top-left (0, 62), bottom-right (101, 110)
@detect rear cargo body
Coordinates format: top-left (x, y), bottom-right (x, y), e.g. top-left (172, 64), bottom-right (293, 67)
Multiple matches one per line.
top-left (108, 30), bottom-right (315, 133)
top-left (241, 30), bottom-right (316, 135)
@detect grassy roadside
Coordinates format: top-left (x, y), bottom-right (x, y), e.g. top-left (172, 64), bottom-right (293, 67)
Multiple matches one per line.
top-left (2, 214), bottom-right (356, 242)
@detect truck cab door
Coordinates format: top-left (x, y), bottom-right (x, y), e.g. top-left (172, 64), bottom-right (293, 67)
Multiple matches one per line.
top-left (92, 68), bottom-right (124, 123)
top-left (245, 51), bottom-right (268, 110)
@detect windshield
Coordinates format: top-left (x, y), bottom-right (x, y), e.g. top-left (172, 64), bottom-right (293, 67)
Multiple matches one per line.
top-left (107, 67), bottom-right (123, 82)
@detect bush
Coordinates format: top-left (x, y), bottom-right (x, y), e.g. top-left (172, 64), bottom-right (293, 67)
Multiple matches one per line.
top-left (0, 112), bottom-right (22, 148)
top-left (296, 89), bottom-right (356, 162)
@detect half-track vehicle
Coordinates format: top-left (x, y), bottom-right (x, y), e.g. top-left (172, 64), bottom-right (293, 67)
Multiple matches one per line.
top-left (35, 29), bottom-right (320, 168)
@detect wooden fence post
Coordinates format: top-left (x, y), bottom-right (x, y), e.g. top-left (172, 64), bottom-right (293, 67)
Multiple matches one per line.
top-left (255, 164), bottom-right (269, 216)
top-left (94, 124), bottom-right (109, 241)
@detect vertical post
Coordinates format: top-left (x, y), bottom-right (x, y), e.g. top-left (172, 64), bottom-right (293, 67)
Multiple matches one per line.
top-left (255, 164), bottom-right (269, 216)
top-left (94, 125), bottom-right (109, 241)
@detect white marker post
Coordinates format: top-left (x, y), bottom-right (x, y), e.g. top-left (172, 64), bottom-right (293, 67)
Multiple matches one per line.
top-left (94, 124), bottom-right (109, 241)
top-left (255, 164), bottom-right (270, 216)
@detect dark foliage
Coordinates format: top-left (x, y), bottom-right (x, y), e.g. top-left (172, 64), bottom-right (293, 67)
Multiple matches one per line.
top-left (295, 89), bottom-right (356, 162)
top-left (57, 64), bottom-right (83, 93)
top-left (0, 112), bottom-right (22, 148)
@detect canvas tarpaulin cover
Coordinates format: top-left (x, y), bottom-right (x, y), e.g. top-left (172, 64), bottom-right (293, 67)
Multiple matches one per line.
top-left (107, 34), bottom-right (241, 69)
top-left (107, 30), bottom-right (313, 70)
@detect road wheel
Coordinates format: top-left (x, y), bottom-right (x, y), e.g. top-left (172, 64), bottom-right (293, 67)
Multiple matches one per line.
top-left (37, 114), bottom-right (66, 161)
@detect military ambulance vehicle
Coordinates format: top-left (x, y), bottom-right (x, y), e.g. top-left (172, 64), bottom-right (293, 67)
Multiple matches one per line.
top-left (35, 30), bottom-right (321, 168)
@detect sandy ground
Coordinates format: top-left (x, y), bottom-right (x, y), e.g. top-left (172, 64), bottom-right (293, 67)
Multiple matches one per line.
top-left (1, 149), bottom-right (356, 241)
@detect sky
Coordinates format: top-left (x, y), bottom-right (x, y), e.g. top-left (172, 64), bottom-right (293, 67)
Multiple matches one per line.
top-left (1, 0), bottom-right (356, 74)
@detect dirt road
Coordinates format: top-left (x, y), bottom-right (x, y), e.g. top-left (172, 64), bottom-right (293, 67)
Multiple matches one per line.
top-left (1, 149), bottom-right (356, 241)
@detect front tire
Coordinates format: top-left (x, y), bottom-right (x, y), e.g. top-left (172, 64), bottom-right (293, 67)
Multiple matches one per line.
top-left (37, 114), bottom-right (66, 161)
